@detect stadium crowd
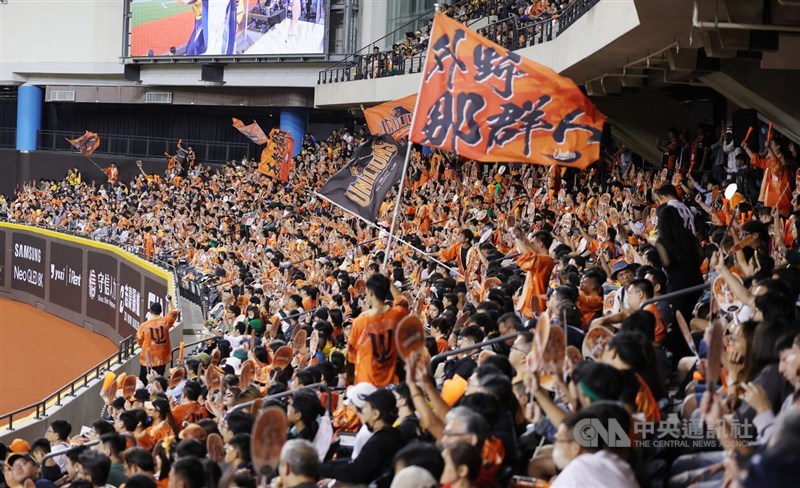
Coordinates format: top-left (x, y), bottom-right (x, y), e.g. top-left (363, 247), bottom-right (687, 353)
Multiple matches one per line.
top-left (2, 119), bottom-right (800, 488)
top-left (357, 0), bottom-right (584, 80)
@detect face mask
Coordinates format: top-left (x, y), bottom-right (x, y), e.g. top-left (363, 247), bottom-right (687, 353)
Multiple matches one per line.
top-left (552, 445), bottom-right (571, 471)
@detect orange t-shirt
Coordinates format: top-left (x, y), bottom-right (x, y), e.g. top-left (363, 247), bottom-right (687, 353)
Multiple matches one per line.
top-left (347, 302), bottom-right (410, 387)
top-left (644, 304), bottom-right (667, 344)
top-left (436, 337), bottom-right (450, 355)
top-left (515, 253), bottom-right (555, 318)
top-left (147, 421), bottom-right (173, 445)
top-left (171, 402), bottom-right (208, 429)
top-left (577, 294), bottom-right (603, 329)
top-left (136, 311), bottom-right (178, 366)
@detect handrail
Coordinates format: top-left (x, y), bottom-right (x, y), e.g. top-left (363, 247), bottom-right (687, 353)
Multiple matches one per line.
top-left (171, 336), bottom-right (220, 365)
top-left (229, 382), bottom-right (332, 413)
top-left (0, 336), bottom-right (137, 432)
top-left (429, 332), bottom-right (523, 377)
top-left (317, 0), bottom-right (601, 85)
top-left (40, 440), bottom-right (100, 462)
top-left (36, 129), bottom-right (252, 164)
top-left (639, 283), bottom-right (710, 309)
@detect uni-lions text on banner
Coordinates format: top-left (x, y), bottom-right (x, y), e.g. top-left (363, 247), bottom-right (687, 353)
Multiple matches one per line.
top-left (318, 136), bottom-right (407, 222)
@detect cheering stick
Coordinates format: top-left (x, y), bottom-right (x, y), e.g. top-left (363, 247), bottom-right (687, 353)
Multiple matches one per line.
top-left (742, 126), bottom-right (754, 146)
top-left (767, 122), bottom-right (773, 143)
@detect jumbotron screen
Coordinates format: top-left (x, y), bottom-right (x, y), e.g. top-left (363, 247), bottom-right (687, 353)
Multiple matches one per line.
top-left (128, 0), bottom-right (326, 57)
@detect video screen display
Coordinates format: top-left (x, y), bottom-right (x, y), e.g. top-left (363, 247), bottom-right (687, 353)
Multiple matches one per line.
top-left (129, 0), bottom-right (327, 57)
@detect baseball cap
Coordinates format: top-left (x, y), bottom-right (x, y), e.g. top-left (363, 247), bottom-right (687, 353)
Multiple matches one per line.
top-left (196, 353), bottom-right (211, 367)
top-left (129, 388), bottom-right (150, 403)
top-left (5, 452), bottom-right (36, 468)
top-left (179, 423), bottom-right (207, 441)
top-left (344, 382), bottom-right (377, 409)
top-left (8, 439), bottom-right (30, 454)
top-left (361, 388), bottom-right (397, 417)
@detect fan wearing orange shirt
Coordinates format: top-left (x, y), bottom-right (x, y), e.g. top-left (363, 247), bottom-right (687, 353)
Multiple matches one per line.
top-left (170, 381), bottom-right (208, 430)
top-left (743, 138), bottom-right (792, 217)
top-left (102, 162), bottom-right (119, 185)
top-left (437, 228), bottom-right (479, 278)
top-left (145, 399), bottom-right (176, 444)
top-left (346, 273), bottom-right (409, 387)
top-left (577, 269), bottom-right (605, 329)
top-left (513, 229), bottom-right (555, 318)
top-left (136, 300), bottom-right (179, 384)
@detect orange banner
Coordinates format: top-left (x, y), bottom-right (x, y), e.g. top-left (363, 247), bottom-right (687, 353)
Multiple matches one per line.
top-left (258, 129), bottom-right (294, 182)
top-left (409, 13), bottom-right (606, 169)
top-left (66, 131), bottom-right (101, 156)
top-left (364, 93), bottom-right (416, 140)
top-left (232, 118), bottom-right (269, 145)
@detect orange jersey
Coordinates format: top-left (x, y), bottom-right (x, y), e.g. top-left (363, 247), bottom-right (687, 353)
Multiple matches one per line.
top-left (147, 421), bottom-right (173, 445)
top-left (136, 311), bottom-right (178, 366)
top-left (577, 294), bottom-right (603, 329)
top-left (171, 402), bottom-right (208, 429)
top-left (515, 253), bottom-right (555, 318)
top-left (347, 302), bottom-right (410, 387)
top-left (134, 430), bottom-right (154, 451)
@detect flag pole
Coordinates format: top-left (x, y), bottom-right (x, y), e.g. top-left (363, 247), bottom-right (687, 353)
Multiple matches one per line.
top-left (381, 142), bottom-right (414, 270)
top-left (380, 5), bottom-right (443, 272)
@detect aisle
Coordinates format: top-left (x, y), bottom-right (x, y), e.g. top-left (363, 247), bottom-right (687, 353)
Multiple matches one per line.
top-left (0, 299), bottom-right (117, 416)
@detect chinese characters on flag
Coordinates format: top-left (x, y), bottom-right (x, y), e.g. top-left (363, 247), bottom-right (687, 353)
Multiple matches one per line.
top-left (410, 13), bottom-right (606, 169)
top-left (258, 129), bottom-right (294, 182)
top-left (364, 93), bottom-right (417, 141)
top-left (66, 131), bottom-right (101, 156)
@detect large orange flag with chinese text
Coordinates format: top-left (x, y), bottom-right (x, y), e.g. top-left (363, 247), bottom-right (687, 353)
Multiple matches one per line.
top-left (66, 131), bottom-right (101, 156)
top-left (364, 94), bottom-right (416, 141)
top-left (409, 13), bottom-right (606, 169)
top-left (258, 129), bottom-right (294, 182)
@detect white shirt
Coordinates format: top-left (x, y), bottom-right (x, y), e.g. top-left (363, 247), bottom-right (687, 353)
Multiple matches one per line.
top-left (723, 139), bottom-right (743, 174)
top-left (351, 423), bottom-right (373, 459)
top-left (552, 450), bottom-right (639, 488)
top-left (50, 441), bottom-right (70, 473)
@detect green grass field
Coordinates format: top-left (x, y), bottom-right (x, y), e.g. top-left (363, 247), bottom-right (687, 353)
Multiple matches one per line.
top-left (131, 0), bottom-right (193, 28)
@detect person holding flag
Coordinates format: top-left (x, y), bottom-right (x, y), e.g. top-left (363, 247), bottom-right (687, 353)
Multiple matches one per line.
top-left (102, 162), bottom-right (119, 189)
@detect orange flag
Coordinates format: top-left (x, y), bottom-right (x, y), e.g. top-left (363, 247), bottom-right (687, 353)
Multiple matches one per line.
top-left (364, 93), bottom-right (416, 140)
top-left (409, 13), bottom-right (606, 169)
top-left (232, 118), bottom-right (269, 145)
top-left (66, 131), bottom-right (100, 156)
top-left (258, 129), bottom-right (294, 182)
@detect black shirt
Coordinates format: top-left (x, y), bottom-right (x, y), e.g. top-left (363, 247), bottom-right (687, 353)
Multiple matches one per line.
top-left (318, 427), bottom-right (405, 486)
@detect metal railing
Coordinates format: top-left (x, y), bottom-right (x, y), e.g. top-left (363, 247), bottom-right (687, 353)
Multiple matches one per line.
top-left (171, 336), bottom-right (220, 366)
top-left (36, 130), bottom-right (252, 164)
top-left (318, 0), bottom-right (601, 85)
top-left (0, 336), bottom-right (137, 432)
top-left (429, 332), bottom-right (523, 377)
top-left (230, 382), bottom-right (333, 413)
top-left (640, 282), bottom-right (710, 309)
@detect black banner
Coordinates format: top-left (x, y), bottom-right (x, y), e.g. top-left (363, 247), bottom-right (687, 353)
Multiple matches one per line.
top-left (11, 233), bottom-right (46, 298)
top-left (144, 276), bottom-right (169, 317)
top-left (49, 242), bottom-right (83, 313)
top-left (318, 136), bottom-right (407, 222)
top-left (118, 263), bottom-right (143, 338)
top-left (86, 251), bottom-right (118, 329)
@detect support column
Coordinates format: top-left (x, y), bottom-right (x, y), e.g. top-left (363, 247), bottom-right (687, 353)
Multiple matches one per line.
top-left (16, 85), bottom-right (43, 152)
top-left (279, 107), bottom-right (307, 156)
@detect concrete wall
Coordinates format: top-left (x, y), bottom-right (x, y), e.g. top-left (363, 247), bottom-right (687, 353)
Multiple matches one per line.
top-left (516, 0), bottom-right (640, 75)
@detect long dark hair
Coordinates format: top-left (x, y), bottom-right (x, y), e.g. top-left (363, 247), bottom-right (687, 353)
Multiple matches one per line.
top-left (656, 206), bottom-right (701, 269)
